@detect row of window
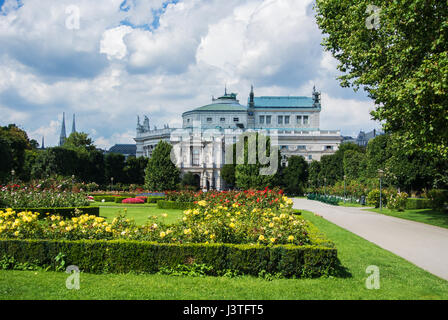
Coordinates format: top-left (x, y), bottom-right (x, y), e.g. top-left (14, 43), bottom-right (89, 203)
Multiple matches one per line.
top-left (186, 117), bottom-right (241, 124)
top-left (259, 115), bottom-right (309, 125)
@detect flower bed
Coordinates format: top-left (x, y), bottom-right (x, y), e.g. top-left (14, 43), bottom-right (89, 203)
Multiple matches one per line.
top-left (0, 185), bottom-right (90, 208)
top-left (0, 190), bottom-right (338, 277)
top-left (122, 198), bottom-right (145, 204)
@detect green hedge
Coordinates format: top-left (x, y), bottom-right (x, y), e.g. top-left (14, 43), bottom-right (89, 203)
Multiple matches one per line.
top-left (406, 198), bottom-right (432, 210)
top-left (93, 196), bottom-right (116, 202)
top-left (0, 207), bottom-right (99, 219)
top-left (146, 196), bottom-right (165, 204)
top-left (157, 200), bottom-right (195, 210)
top-left (0, 239), bottom-right (337, 278)
top-left (114, 196), bottom-right (129, 203)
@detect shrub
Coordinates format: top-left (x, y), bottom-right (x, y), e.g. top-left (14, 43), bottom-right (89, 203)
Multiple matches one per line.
top-left (0, 239), bottom-right (337, 278)
top-left (0, 188), bottom-right (90, 208)
top-left (0, 207), bottom-right (99, 219)
top-left (366, 189), bottom-right (387, 208)
top-left (405, 198), bottom-right (432, 210)
top-left (92, 195), bottom-right (116, 202)
top-left (387, 192), bottom-right (408, 211)
top-left (157, 200), bottom-right (195, 210)
top-left (427, 189), bottom-right (448, 211)
top-left (146, 196), bottom-right (165, 204)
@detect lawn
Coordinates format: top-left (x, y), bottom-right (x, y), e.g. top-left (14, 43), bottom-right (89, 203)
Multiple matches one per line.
top-left (96, 202), bottom-right (184, 225)
top-left (1, 211), bottom-right (447, 300)
top-left (367, 208), bottom-right (448, 229)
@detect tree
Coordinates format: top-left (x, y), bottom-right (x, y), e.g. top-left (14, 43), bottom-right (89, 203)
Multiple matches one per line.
top-left (234, 133), bottom-right (281, 190)
top-left (221, 164), bottom-right (236, 188)
top-left (308, 160), bottom-right (321, 188)
top-left (282, 156), bottom-right (309, 195)
top-left (181, 172), bottom-right (200, 190)
top-left (63, 132), bottom-right (96, 152)
top-left (0, 124), bottom-right (33, 182)
top-left (105, 153), bottom-right (126, 184)
top-left (144, 141), bottom-right (180, 191)
top-left (124, 156), bottom-right (148, 185)
top-left (343, 149), bottom-right (367, 181)
top-left (315, 0), bottom-right (448, 158)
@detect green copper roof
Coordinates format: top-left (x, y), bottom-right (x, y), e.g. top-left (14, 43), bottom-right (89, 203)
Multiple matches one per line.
top-left (190, 103), bottom-right (247, 112)
top-left (184, 92), bottom-right (247, 114)
top-left (251, 96), bottom-right (316, 108)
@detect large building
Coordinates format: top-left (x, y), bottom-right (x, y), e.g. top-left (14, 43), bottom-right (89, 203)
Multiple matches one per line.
top-left (135, 87), bottom-right (342, 190)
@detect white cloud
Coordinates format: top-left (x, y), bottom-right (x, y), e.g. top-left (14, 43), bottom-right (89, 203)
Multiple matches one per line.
top-left (100, 26), bottom-right (133, 60)
top-left (0, 0), bottom-right (381, 149)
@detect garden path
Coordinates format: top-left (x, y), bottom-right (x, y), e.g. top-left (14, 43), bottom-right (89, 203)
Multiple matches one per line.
top-left (293, 198), bottom-right (448, 281)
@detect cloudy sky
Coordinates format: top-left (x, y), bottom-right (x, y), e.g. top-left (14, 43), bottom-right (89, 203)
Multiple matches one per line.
top-left (0, 0), bottom-right (381, 149)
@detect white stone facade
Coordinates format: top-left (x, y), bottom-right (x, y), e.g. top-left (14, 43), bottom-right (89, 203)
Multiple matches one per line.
top-left (135, 88), bottom-right (342, 190)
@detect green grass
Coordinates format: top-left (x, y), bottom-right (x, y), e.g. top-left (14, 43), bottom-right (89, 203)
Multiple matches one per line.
top-left (367, 208), bottom-right (448, 229)
top-left (338, 201), bottom-right (367, 208)
top-left (1, 211), bottom-right (447, 300)
top-left (98, 203), bottom-right (183, 225)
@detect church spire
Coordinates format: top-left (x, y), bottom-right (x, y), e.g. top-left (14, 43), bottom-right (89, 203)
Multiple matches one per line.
top-left (71, 114), bottom-right (76, 134)
top-left (59, 112), bottom-right (67, 146)
top-left (41, 136), bottom-right (45, 149)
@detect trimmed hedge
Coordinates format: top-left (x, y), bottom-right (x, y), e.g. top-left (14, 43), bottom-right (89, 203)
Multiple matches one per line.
top-left (0, 207), bottom-right (99, 219)
top-left (147, 196), bottom-right (165, 204)
top-left (405, 198), bottom-right (432, 210)
top-left (157, 200), bottom-right (195, 210)
top-left (0, 239), bottom-right (337, 278)
top-left (93, 195), bottom-right (117, 202)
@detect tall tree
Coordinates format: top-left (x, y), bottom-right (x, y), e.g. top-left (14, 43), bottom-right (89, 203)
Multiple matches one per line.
top-left (282, 156), bottom-right (309, 196)
top-left (105, 153), bottom-right (126, 184)
top-left (144, 141), bottom-right (180, 191)
top-left (315, 0), bottom-right (448, 158)
top-left (234, 133), bottom-right (281, 190)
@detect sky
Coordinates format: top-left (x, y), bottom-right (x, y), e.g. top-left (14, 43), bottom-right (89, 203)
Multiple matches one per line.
top-left (0, 0), bottom-right (381, 149)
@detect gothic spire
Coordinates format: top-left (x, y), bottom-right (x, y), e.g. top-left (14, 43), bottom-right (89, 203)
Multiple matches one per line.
top-left (71, 114), bottom-right (76, 134)
top-left (249, 85), bottom-right (255, 108)
top-left (41, 136), bottom-right (45, 149)
top-left (59, 112), bottom-right (67, 146)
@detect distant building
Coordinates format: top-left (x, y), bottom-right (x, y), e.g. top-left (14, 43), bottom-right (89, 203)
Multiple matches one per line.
top-left (135, 86), bottom-right (342, 190)
top-left (108, 144), bottom-right (137, 159)
top-left (342, 129), bottom-right (383, 147)
top-left (59, 112), bottom-right (77, 146)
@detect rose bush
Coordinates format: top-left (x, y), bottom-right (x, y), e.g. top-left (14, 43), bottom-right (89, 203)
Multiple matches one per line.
top-left (0, 191), bottom-right (312, 246)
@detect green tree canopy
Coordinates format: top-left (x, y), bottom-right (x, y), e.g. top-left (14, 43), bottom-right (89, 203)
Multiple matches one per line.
top-left (315, 0), bottom-right (448, 158)
top-left (144, 141), bottom-right (180, 191)
top-left (282, 156), bottom-right (309, 196)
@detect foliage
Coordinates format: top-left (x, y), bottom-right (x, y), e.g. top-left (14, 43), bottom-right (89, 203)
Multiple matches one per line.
top-left (234, 133), bottom-right (281, 190)
top-left (366, 189), bottom-right (388, 208)
top-left (315, 0), bottom-right (448, 158)
top-left (427, 189), bottom-right (448, 211)
top-left (307, 194), bottom-right (339, 206)
top-left (387, 192), bottom-right (409, 212)
top-left (0, 185), bottom-right (90, 208)
top-left (405, 198), bottom-right (432, 210)
top-left (0, 124), bottom-right (35, 183)
top-left (0, 238), bottom-right (337, 278)
top-left (145, 141), bottom-right (180, 191)
top-left (282, 156), bottom-right (308, 196)
top-left (181, 172), bottom-right (200, 190)
top-left (221, 164), bottom-right (236, 188)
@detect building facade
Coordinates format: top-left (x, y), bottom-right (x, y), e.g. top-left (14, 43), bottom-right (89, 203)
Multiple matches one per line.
top-left (135, 87), bottom-right (342, 190)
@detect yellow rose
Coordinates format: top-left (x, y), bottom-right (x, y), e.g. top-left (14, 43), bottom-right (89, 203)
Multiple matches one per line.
top-left (160, 231), bottom-right (166, 238)
top-left (269, 223), bottom-right (274, 228)
top-left (229, 223), bottom-right (236, 229)
top-left (288, 235), bottom-right (294, 242)
top-left (258, 235), bottom-right (265, 241)
top-left (270, 238), bottom-right (276, 243)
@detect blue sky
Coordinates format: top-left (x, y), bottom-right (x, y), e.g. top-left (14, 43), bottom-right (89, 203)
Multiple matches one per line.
top-left (0, 0), bottom-right (380, 149)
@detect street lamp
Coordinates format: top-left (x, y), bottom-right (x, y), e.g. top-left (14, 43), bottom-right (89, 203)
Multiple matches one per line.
top-left (111, 177), bottom-right (114, 191)
top-left (343, 175), bottom-right (347, 204)
top-left (11, 169), bottom-right (15, 184)
top-left (378, 169), bottom-right (384, 211)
